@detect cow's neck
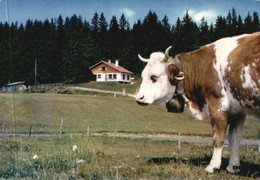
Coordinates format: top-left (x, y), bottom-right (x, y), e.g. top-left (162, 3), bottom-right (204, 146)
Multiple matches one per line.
top-left (175, 46), bottom-right (216, 111)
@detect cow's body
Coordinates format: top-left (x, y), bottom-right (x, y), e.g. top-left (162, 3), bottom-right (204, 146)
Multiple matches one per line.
top-left (136, 32), bottom-right (260, 173)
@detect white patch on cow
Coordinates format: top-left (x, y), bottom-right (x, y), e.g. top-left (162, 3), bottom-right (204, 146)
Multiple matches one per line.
top-left (205, 146), bottom-right (223, 173)
top-left (182, 95), bottom-right (211, 123)
top-left (182, 95), bottom-right (202, 120)
top-left (213, 34), bottom-right (249, 112)
top-left (227, 116), bottom-right (245, 173)
top-left (240, 64), bottom-right (260, 97)
top-left (252, 63), bottom-right (256, 67)
top-left (241, 65), bottom-right (255, 88)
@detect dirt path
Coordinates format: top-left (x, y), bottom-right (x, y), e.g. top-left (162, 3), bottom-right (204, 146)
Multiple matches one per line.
top-left (1, 132), bottom-right (260, 146)
top-left (91, 132), bottom-right (260, 146)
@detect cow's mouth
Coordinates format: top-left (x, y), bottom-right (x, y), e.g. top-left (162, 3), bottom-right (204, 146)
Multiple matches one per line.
top-left (136, 101), bottom-right (149, 106)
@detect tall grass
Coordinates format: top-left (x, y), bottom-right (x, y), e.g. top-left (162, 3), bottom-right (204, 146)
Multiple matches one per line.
top-left (1, 136), bottom-right (259, 179)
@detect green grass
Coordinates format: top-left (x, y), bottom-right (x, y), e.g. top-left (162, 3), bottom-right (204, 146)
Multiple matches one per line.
top-left (74, 81), bottom-right (141, 94)
top-left (0, 136), bottom-right (259, 179)
top-left (0, 93), bottom-right (259, 138)
top-left (1, 93), bottom-right (259, 179)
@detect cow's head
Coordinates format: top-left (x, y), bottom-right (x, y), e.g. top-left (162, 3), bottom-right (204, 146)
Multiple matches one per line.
top-left (136, 46), bottom-right (184, 106)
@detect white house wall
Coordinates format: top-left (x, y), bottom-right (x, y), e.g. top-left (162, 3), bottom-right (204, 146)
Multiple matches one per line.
top-left (95, 73), bottom-right (131, 83)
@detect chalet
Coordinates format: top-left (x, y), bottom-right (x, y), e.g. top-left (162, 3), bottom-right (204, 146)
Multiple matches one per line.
top-left (89, 59), bottom-right (133, 83)
top-left (2, 81), bottom-right (26, 92)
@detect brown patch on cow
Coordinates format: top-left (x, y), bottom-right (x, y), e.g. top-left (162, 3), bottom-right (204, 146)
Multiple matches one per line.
top-left (176, 45), bottom-right (222, 111)
top-left (207, 95), bottom-right (229, 148)
top-left (225, 32), bottom-right (260, 107)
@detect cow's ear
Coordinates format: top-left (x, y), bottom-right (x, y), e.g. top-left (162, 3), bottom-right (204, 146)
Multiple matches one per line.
top-left (167, 64), bottom-right (184, 85)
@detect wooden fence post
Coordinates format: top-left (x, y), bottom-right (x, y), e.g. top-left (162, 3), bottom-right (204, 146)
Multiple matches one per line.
top-left (29, 124), bottom-right (32, 137)
top-left (59, 119), bottom-right (63, 139)
top-left (2, 122), bottom-right (6, 136)
top-left (87, 126), bottom-right (90, 137)
top-left (112, 129), bottom-right (117, 143)
top-left (143, 132), bottom-right (147, 147)
top-left (178, 132), bottom-right (181, 151)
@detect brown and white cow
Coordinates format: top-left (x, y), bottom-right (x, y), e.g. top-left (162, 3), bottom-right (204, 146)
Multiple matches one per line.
top-left (136, 32), bottom-right (260, 173)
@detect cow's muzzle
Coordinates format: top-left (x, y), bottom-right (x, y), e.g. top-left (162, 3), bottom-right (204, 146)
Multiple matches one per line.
top-left (136, 95), bottom-right (149, 106)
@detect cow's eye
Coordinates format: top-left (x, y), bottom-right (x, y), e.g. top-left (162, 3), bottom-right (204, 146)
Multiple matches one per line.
top-left (151, 75), bottom-right (159, 83)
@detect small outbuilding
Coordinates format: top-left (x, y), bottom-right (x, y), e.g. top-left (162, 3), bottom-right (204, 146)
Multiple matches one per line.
top-left (2, 82), bottom-right (26, 92)
top-left (89, 59), bottom-right (133, 83)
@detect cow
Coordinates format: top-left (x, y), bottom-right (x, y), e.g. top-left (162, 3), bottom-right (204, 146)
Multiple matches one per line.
top-left (136, 32), bottom-right (260, 173)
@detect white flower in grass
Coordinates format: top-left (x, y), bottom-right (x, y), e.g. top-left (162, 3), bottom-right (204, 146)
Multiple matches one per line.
top-left (33, 155), bottom-right (38, 160)
top-left (72, 145), bottom-right (77, 151)
top-left (76, 159), bottom-right (85, 164)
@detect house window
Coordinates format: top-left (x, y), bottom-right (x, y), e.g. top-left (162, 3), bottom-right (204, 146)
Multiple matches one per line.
top-left (123, 74), bottom-right (125, 80)
top-left (127, 75), bottom-right (130, 80)
top-left (97, 74), bottom-right (101, 79)
top-left (101, 67), bottom-right (106, 71)
top-left (113, 74), bottom-right (117, 79)
top-left (109, 74), bottom-right (112, 79)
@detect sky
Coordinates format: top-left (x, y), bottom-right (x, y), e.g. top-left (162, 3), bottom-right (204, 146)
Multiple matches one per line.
top-left (0, 0), bottom-right (259, 27)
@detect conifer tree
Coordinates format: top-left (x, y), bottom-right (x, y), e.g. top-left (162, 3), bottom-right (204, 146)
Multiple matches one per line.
top-left (244, 12), bottom-right (253, 33)
top-left (199, 17), bottom-right (210, 46)
top-left (119, 14), bottom-right (130, 31)
top-left (91, 12), bottom-right (99, 33)
top-left (237, 15), bottom-right (245, 35)
top-left (215, 15), bottom-right (227, 39)
top-left (253, 11), bottom-right (260, 32)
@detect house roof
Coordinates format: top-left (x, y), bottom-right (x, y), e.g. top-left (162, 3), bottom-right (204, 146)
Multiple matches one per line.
top-left (89, 60), bottom-right (133, 74)
top-left (3, 81), bottom-right (25, 86)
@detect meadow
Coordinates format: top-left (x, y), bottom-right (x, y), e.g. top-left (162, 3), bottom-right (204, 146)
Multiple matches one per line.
top-left (75, 81), bottom-right (141, 94)
top-left (0, 92), bottom-right (259, 179)
top-left (0, 93), bottom-right (259, 138)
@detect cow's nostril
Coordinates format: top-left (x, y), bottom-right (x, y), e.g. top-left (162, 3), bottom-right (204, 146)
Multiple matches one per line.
top-left (136, 95), bottom-right (148, 106)
top-left (139, 95), bottom-right (144, 100)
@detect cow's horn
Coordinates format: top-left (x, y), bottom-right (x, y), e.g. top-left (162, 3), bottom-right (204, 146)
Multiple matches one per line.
top-left (163, 46), bottom-right (172, 62)
top-left (138, 54), bottom-right (149, 62)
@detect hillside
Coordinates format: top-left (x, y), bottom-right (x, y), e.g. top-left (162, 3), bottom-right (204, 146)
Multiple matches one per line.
top-left (0, 93), bottom-right (259, 139)
top-left (74, 81), bottom-right (141, 94)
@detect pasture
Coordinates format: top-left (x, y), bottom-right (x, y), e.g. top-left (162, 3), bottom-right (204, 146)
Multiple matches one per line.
top-left (0, 93), bottom-right (259, 137)
top-left (0, 92), bottom-right (260, 179)
top-left (1, 136), bottom-right (259, 179)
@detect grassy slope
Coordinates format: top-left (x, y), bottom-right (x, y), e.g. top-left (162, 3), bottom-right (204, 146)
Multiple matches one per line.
top-left (74, 81), bottom-right (141, 94)
top-left (0, 93), bottom-right (259, 138)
